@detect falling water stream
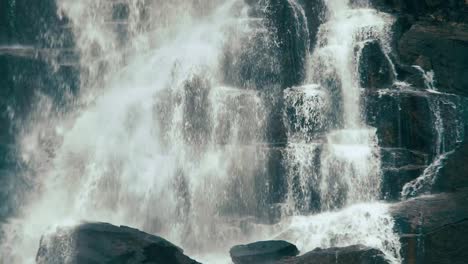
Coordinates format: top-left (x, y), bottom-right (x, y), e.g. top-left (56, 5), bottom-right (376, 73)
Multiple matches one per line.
top-left (0, 0), bottom-right (405, 263)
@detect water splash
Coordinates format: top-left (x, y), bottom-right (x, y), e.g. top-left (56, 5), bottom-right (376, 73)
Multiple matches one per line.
top-left (275, 203), bottom-right (402, 264)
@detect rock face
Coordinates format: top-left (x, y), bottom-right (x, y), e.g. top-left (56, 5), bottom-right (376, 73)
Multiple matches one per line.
top-left (391, 189), bottom-right (468, 264)
top-left (398, 22), bottom-right (468, 96)
top-left (36, 222), bottom-right (200, 264)
top-left (279, 245), bottom-right (389, 264)
top-left (230, 240), bottom-right (299, 264)
top-left (370, 0), bottom-right (468, 95)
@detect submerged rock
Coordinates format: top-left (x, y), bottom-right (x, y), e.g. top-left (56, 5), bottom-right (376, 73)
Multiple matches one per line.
top-left (36, 222), bottom-right (200, 264)
top-left (230, 240), bottom-right (299, 264)
top-left (279, 245), bottom-right (389, 264)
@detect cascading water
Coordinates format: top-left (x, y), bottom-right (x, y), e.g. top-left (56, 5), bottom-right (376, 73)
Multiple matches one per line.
top-left (1, 1), bottom-right (272, 262)
top-left (0, 0), bottom-right (405, 263)
top-left (281, 0), bottom-right (401, 262)
top-left (284, 0), bottom-right (394, 210)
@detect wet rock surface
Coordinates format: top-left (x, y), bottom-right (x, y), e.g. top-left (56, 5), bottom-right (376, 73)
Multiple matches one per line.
top-left (36, 222), bottom-right (200, 264)
top-left (358, 40), bottom-right (394, 89)
top-left (230, 240), bottom-right (299, 264)
top-left (230, 242), bottom-right (389, 264)
top-left (391, 189), bottom-right (468, 264)
top-left (279, 245), bottom-right (389, 264)
top-left (370, 0), bottom-right (468, 95)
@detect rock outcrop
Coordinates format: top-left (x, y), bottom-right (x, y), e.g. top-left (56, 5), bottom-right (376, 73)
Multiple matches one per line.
top-left (36, 222), bottom-right (200, 264)
top-left (279, 245), bottom-right (389, 264)
top-left (391, 189), bottom-right (468, 264)
top-left (230, 241), bottom-right (389, 264)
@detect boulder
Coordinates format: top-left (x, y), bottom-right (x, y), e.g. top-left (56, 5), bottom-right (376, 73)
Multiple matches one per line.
top-left (230, 240), bottom-right (299, 264)
top-left (279, 245), bottom-right (389, 264)
top-left (391, 189), bottom-right (468, 264)
top-left (36, 222), bottom-right (200, 264)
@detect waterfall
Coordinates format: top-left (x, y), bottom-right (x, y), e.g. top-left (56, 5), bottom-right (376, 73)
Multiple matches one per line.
top-left (0, 0), bottom-right (404, 263)
top-left (281, 0), bottom-right (401, 262)
top-left (1, 1), bottom-right (272, 262)
top-left (284, 0), bottom-right (395, 211)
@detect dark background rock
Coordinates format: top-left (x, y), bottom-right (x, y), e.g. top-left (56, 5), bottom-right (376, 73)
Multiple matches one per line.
top-left (36, 222), bottom-right (201, 264)
top-left (398, 22), bottom-right (468, 96)
top-left (380, 148), bottom-right (428, 200)
top-left (230, 240), bottom-right (299, 264)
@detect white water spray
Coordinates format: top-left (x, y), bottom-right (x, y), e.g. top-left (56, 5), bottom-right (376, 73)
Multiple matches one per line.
top-left (281, 0), bottom-right (401, 262)
top-left (0, 1), bottom-right (272, 262)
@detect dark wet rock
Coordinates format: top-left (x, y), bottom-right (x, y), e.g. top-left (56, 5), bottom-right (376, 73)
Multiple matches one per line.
top-left (365, 89), bottom-right (463, 155)
top-left (279, 245), bottom-right (389, 264)
top-left (365, 89), bottom-right (465, 199)
top-left (358, 40), bottom-right (395, 89)
top-left (398, 22), bottom-right (468, 96)
top-left (364, 90), bottom-right (434, 154)
top-left (380, 148), bottom-right (429, 200)
top-left (266, 0), bottom-right (310, 88)
top-left (230, 240), bottom-right (299, 264)
top-left (36, 222), bottom-right (200, 264)
top-left (377, 0), bottom-right (467, 22)
top-left (226, 0), bottom-right (309, 90)
top-left (301, 0), bottom-right (326, 50)
top-left (435, 121), bottom-right (468, 192)
top-left (391, 189), bottom-right (468, 264)
top-left (369, 0), bottom-right (468, 98)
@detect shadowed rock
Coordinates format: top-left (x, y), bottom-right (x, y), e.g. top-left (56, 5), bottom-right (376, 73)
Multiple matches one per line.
top-left (230, 240), bottom-right (299, 264)
top-left (36, 222), bottom-right (200, 264)
top-left (358, 40), bottom-right (394, 89)
top-left (391, 189), bottom-right (468, 264)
